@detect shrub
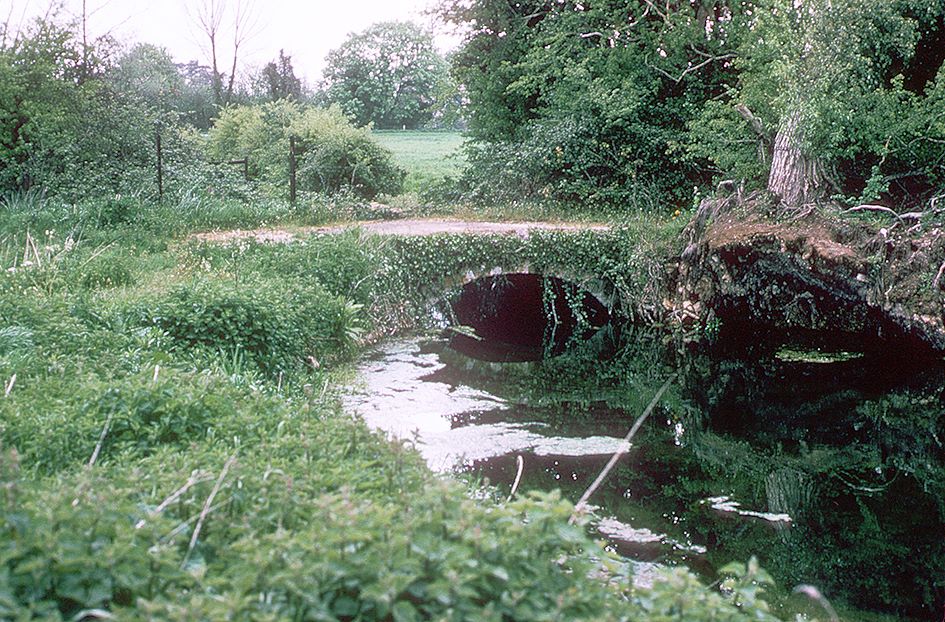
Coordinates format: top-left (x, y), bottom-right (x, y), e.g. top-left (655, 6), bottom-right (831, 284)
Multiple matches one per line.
top-left (293, 107), bottom-right (405, 198)
top-left (461, 116), bottom-right (677, 211)
top-left (136, 277), bottom-right (362, 375)
top-left (0, 451), bottom-right (783, 622)
top-left (207, 101), bottom-right (404, 199)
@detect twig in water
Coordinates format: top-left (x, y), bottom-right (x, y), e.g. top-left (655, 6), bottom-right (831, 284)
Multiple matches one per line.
top-left (4, 374), bottom-right (15, 397)
top-left (571, 374), bottom-right (677, 520)
top-left (182, 454), bottom-right (237, 568)
top-left (87, 413), bottom-right (113, 468)
top-left (794, 585), bottom-right (839, 622)
top-left (507, 455), bottom-right (524, 502)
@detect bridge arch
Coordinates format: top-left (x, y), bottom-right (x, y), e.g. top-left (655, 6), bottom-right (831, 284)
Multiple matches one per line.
top-left (432, 262), bottom-right (616, 311)
top-left (425, 264), bottom-right (616, 362)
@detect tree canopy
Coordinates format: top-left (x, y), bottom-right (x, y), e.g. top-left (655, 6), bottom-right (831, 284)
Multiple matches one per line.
top-left (261, 49), bottom-right (303, 101)
top-left (440, 0), bottom-right (945, 209)
top-left (320, 21), bottom-right (451, 129)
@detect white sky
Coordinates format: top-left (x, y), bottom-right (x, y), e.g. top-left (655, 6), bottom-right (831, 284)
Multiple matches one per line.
top-left (2, 0), bottom-right (463, 84)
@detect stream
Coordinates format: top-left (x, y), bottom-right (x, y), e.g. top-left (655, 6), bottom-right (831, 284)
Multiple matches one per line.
top-left (344, 328), bottom-right (945, 620)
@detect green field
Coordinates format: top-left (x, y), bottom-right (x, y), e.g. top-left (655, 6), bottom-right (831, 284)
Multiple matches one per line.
top-left (373, 130), bottom-right (466, 189)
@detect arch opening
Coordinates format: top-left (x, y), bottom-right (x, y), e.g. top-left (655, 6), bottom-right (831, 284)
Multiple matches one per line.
top-left (445, 273), bottom-right (610, 362)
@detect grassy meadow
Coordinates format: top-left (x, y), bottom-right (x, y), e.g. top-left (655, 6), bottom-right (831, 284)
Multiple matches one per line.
top-left (373, 130), bottom-right (466, 192)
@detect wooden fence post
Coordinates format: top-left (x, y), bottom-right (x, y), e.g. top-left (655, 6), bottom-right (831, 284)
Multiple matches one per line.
top-left (155, 128), bottom-right (164, 204)
top-left (289, 135), bottom-right (297, 205)
top-left (226, 158), bottom-right (249, 180)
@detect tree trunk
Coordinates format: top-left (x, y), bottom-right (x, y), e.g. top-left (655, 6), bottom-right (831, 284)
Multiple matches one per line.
top-left (767, 109), bottom-right (830, 209)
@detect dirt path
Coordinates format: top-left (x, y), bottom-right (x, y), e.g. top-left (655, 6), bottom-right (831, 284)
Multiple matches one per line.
top-left (192, 218), bottom-right (609, 244)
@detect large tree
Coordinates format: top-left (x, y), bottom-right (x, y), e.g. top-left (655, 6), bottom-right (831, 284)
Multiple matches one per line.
top-left (261, 49), bottom-right (302, 101)
top-left (320, 21), bottom-right (451, 129)
top-left (438, 0), bottom-right (752, 206)
top-left (112, 43), bottom-right (186, 113)
top-left (691, 0), bottom-right (945, 208)
top-left (189, 0), bottom-right (259, 108)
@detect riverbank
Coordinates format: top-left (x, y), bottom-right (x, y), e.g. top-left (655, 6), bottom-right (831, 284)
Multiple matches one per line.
top-left (0, 201), bottom-right (793, 620)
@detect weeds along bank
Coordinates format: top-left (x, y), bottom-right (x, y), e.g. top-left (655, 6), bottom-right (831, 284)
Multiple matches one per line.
top-left (0, 200), bottom-right (787, 620)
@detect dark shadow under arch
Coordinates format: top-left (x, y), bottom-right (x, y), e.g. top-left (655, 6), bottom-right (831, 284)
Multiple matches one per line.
top-left (446, 273), bottom-right (609, 362)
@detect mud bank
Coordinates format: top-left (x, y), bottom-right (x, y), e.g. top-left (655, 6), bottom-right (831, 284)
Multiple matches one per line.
top-left (668, 194), bottom-right (945, 356)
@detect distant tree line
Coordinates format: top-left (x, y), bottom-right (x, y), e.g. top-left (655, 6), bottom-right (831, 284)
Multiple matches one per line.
top-left (0, 8), bottom-right (465, 203)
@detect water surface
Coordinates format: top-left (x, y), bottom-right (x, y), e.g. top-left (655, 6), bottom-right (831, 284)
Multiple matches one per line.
top-left (344, 331), bottom-right (945, 619)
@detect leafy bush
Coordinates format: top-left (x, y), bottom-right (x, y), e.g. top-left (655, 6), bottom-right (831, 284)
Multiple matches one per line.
top-left (136, 277), bottom-right (362, 375)
top-left (461, 116), bottom-right (676, 210)
top-left (207, 101), bottom-right (404, 199)
top-left (0, 444), bottom-right (784, 622)
top-left (3, 373), bottom-right (222, 471)
top-left (295, 107), bottom-right (405, 198)
top-left (0, 16), bottom-right (166, 202)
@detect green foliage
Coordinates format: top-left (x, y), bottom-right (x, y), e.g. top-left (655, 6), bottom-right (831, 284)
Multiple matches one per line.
top-left (0, 15), bottom-right (164, 200)
top-left (136, 277), bottom-right (362, 375)
top-left (320, 21), bottom-right (453, 129)
top-left (207, 101), bottom-right (405, 199)
top-left (79, 254), bottom-right (135, 290)
top-left (439, 0), bottom-right (750, 208)
top-left (0, 202), bottom-right (800, 621)
top-left (692, 0), bottom-right (945, 204)
top-left (111, 43), bottom-right (188, 115)
top-left (686, 99), bottom-right (770, 188)
top-left (444, 0), bottom-right (945, 208)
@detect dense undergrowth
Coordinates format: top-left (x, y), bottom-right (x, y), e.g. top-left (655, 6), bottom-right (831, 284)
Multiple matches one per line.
top-left (0, 194), bottom-right (797, 620)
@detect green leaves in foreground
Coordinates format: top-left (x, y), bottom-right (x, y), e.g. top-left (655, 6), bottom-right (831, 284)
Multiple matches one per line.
top-left (2, 451), bottom-right (783, 622)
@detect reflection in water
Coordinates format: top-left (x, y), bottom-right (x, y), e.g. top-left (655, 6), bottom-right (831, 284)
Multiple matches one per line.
top-left (447, 274), bottom-right (609, 361)
top-left (344, 339), bottom-right (630, 471)
top-left (344, 331), bottom-right (945, 620)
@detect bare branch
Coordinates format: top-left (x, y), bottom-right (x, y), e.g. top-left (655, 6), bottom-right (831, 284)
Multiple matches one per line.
top-left (646, 52), bottom-right (735, 84)
top-left (189, 0), bottom-right (261, 107)
top-left (87, 413), bottom-right (113, 468)
top-left (933, 258), bottom-right (945, 291)
top-left (627, 3), bottom-right (651, 28)
top-left (135, 472), bottom-right (216, 530)
top-left (641, 0), bottom-right (669, 22)
top-left (844, 204), bottom-right (902, 221)
top-left (735, 103), bottom-right (767, 140)
top-left (182, 454), bottom-right (237, 568)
